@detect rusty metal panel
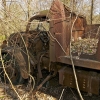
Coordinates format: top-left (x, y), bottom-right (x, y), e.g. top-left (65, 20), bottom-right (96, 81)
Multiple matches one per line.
top-left (49, 0), bottom-right (86, 62)
top-left (96, 36), bottom-right (100, 61)
top-left (59, 67), bottom-right (100, 95)
top-left (59, 67), bottom-right (66, 85)
top-left (49, 9), bottom-right (56, 62)
top-left (59, 56), bottom-right (100, 70)
top-left (49, 0), bottom-right (70, 62)
top-left (84, 24), bottom-right (100, 38)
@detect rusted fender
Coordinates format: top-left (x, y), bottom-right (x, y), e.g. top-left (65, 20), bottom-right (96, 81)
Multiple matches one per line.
top-left (14, 48), bottom-right (29, 79)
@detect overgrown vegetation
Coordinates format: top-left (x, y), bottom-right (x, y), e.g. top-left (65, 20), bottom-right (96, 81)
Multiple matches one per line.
top-left (0, 0), bottom-right (99, 39)
top-left (0, 0), bottom-right (99, 100)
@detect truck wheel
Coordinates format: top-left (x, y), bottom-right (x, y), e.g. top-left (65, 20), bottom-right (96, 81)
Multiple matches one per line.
top-left (1, 53), bottom-right (24, 85)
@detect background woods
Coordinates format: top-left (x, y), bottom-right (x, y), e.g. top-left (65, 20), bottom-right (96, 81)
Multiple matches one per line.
top-left (0, 0), bottom-right (100, 41)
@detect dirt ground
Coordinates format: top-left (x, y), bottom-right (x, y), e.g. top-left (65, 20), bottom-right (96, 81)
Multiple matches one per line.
top-left (0, 84), bottom-right (100, 100)
top-left (0, 83), bottom-right (57, 100)
top-left (0, 76), bottom-right (100, 100)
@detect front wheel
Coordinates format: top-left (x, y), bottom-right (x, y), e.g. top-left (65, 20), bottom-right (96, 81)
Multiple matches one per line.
top-left (1, 52), bottom-right (24, 85)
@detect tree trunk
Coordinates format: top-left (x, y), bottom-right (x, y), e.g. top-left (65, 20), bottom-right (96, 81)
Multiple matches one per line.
top-left (2, 0), bottom-right (8, 39)
top-left (2, 0), bottom-right (7, 18)
top-left (91, 0), bottom-right (94, 25)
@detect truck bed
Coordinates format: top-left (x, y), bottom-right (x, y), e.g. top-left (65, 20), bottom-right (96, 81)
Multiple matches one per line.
top-left (59, 56), bottom-right (100, 70)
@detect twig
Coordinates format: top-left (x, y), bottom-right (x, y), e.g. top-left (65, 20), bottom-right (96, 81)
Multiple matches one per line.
top-left (69, 9), bottom-right (84, 100)
top-left (59, 88), bottom-right (65, 100)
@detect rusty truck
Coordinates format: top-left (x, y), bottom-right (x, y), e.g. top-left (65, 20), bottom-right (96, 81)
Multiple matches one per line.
top-left (1, 0), bottom-right (100, 95)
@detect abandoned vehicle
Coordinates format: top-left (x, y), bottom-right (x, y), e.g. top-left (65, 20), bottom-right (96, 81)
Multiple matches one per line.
top-left (0, 0), bottom-right (100, 96)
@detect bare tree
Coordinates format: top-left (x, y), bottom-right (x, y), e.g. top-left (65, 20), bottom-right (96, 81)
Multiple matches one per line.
top-left (2, 0), bottom-right (7, 18)
top-left (91, 0), bottom-right (94, 24)
top-left (27, 0), bottom-right (32, 19)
